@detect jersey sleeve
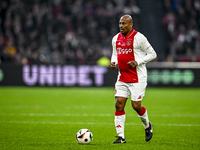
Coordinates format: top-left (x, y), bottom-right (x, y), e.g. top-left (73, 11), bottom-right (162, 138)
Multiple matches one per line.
top-left (136, 33), bottom-right (157, 65)
top-left (110, 34), bottom-right (119, 64)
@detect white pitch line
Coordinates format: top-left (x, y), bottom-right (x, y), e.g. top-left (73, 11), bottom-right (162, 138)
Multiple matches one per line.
top-left (0, 113), bottom-right (200, 118)
top-left (0, 113), bottom-right (112, 117)
top-left (0, 120), bottom-right (200, 127)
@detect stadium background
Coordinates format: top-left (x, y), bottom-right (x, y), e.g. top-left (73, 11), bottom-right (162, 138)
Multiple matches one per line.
top-left (0, 1), bottom-right (200, 150)
top-left (0, 0), bottom-right (200, 87)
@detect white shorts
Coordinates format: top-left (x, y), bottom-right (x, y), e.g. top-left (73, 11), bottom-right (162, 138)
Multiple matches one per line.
top-left (115, 81), bottom-right (147, 101)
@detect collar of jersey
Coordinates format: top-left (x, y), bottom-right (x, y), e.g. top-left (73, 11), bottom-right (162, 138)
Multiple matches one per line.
top-left (122, 29), bottom-right (135, 39)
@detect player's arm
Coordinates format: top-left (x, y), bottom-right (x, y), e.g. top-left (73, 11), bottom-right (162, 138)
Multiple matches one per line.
top-left (109, 35), bottom-right (118, 69)
top-left (136, 33), bottom-right (157, 65)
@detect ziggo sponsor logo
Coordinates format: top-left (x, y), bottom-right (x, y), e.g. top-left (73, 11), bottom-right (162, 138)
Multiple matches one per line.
top-left (117, 48), bottom-right (133, 54)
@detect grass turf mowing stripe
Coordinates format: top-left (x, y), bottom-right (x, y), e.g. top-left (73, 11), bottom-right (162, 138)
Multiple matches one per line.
top-left (0, 120), bottom-right (200, 127)
top-left (1, 113), bottom-right (200, 117)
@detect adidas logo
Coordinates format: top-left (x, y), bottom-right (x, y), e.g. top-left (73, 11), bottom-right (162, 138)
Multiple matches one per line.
top-left (116, 125), bottom-right (122, 128)
top-left (117, 42), bottom-right (121, 45)
top-left (122, 42), bottom-right (126, 46)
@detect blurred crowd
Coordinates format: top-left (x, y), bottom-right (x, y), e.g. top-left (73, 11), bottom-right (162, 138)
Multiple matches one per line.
top-left (0, 0), bottom-right (140, 65)
top-left (162, 0), bottom-right (200, 62)
top-left (0, 0), bottom-right (199, 65)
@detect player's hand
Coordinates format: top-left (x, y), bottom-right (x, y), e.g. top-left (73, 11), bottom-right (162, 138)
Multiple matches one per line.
top-left (127, 61), bottom-right (138, 68)
top-left (109, 62), bottom-right (117, 69)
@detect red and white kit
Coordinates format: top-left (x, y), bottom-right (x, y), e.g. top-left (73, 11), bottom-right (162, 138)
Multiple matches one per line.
top-left (111, 29), bottom-right (156, 141)
top-left (111, 29), bottom-right (157, 83)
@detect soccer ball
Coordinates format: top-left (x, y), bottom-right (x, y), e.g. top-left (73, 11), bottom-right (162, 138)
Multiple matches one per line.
top-left (76, 129), bottom-right (93, 144)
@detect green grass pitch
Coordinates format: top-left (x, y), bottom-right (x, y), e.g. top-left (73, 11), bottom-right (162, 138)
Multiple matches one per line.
top-left (0, 87), bottom-right (200, 150)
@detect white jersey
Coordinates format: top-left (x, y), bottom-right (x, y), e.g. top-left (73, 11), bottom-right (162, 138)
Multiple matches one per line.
top-left (111, 29), bottom-right (157, 83)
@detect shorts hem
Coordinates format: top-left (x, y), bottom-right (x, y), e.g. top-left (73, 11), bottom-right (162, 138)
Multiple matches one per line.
top-left (115, 94), bottom-right (129, 99)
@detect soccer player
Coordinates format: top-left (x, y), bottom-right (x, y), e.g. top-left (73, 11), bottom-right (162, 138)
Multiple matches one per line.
top-left (109, 14), bottom-right (157, 143)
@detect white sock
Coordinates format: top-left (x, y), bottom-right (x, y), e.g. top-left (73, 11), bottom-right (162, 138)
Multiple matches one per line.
top-left (138, 109), bottom-right (149, 129)
top-left (115, 110), bottom-right (125, 138)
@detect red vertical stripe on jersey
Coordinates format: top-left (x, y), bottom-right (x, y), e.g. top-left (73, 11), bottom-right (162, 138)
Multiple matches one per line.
top-left (116, 29), bottom-right (138, 83)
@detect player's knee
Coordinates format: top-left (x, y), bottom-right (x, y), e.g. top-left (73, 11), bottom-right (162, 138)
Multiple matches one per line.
top-left (115, 101), bottom-right (124, 111)
top-left (132, 102), bottom-right (141, 111)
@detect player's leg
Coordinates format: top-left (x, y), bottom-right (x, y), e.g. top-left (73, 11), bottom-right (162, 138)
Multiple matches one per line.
top-left (115, 97), bottom-right (127, 139)
top-left (113, 81), bottom-right (129, 143)
top-left (130, 82), bottom-right (153, 141)
top-left (132, 101), bottom-right (150, 129)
